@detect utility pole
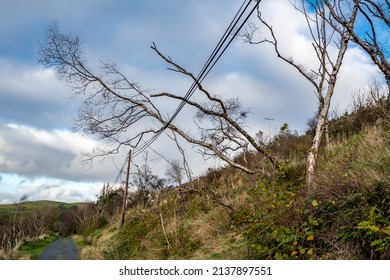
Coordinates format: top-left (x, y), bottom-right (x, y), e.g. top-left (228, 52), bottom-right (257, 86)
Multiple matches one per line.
top-left (120, 149), bottom-right (132, 227)
top-left (264, 117), bottom-right (274, 142)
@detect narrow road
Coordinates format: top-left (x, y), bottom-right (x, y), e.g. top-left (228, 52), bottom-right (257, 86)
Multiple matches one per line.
top-left (39, 237), bottom-right (79, 260)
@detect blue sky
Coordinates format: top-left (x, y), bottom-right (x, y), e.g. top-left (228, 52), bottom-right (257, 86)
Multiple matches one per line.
top-left (0, 0), bottom-right (382, 203)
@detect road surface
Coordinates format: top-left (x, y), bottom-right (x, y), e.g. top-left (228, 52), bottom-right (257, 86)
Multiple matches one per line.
top-left (39, 237), bottom-right (79, 260)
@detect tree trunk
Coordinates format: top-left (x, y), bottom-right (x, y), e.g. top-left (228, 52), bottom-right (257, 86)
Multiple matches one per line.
top-left (306, 42), bottom-right (350, 191)
top-left (120, 150), bottom-right (131, 227)
top-left (305, 2), bottom-right (360, 191)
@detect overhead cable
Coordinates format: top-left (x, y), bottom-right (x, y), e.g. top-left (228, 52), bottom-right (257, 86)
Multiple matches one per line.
top-left (132, 0), bottom-right (260, 158)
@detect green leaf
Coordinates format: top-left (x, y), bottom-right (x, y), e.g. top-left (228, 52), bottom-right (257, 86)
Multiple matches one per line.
top-left (370, 239), bottom-right (383, 247)
top-left (280, 123), bottom-right (289, 132)
top-left (311, 200), bottom-right (319, 207)
top-left (312, 219), bottom-right (319, 226)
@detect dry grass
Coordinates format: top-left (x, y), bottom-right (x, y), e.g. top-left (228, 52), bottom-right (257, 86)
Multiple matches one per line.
top-left (76, 124), bottom-right (390, 259)
top-left (80, 166), bottom-right (253, 260)
top-left (315, 125), bottom-right (390, 199)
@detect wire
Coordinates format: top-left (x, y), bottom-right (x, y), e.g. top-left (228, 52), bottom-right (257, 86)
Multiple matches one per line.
top-left (111, 152), bottom-right (130, 189)
top-left (133, 1), bottom-right (253, 158)
top-left (165, 0), bottom-right (253, 125)
top-left (132, 0), bottom-right (260, 158)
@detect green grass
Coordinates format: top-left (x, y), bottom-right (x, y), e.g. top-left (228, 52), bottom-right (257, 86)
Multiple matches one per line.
top-left (18, 235), bottom-right (58, 260)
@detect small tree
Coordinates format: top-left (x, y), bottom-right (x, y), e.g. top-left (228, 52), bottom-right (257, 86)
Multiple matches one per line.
top-left (132, 153), bottom-right (165, 205)
top-left (165, 159), bottom-right (184, 186)
top-left (96, 183), bottom-right (123, 216)
top-left (244, 0), bottom-right (359, 189)
top-left (11, 194), bottom-right (28, 247)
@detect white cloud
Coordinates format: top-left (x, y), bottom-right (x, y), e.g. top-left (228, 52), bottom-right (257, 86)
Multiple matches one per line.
top-left (0, 122), bottom-right (120, 182)
top-left (0, 59), bottom-right (59, 101)
top-left (0, 58), bottom-right (76, 129)
top-left (0, 174), bottom-right (101, 204)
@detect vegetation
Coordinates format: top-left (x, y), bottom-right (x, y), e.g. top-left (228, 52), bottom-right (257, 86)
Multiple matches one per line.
top-left (1, 92), bottom-right (389, 260)
top-left (17, 235), bottom-right (57, 260)
top-left (0, 200), bottom-right (85, 259)
top-left (71, 97), bottom-right (390, 260)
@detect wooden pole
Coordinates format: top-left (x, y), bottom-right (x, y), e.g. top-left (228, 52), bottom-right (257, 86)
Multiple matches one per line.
top-left (121, 149), bottom-right (132, 227)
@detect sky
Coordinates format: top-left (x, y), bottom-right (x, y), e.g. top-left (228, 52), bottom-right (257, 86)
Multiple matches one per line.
top-left (0, 0), bottom-right (383, 204)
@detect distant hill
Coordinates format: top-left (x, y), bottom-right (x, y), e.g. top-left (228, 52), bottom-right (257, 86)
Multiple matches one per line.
top-left (0, 200), bottom-right (85, 217)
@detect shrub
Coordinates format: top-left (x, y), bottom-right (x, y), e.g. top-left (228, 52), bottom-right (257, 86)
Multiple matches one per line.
top-left (351, 184), bottom-right (390, 259)
top-left (102, 213), bottom-right (160, 259)
top-left (232, 169), bottom-right (323, 260)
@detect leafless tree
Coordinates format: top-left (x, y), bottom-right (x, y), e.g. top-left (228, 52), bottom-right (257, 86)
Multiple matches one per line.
top-left (73, 202), bottom-right (98, 230)
top-left (243, 0), bottom-right (359, 189)
top-left (351, 78), bottom-right (390, 119)
top-left (165, 160), bottom-right (183, 186)
top-left (38, 22), bottom-right (279, 175)
top-left (168, 131), bottom-right (194, 185)
top-left (324, 0), bottom-right (390, 90)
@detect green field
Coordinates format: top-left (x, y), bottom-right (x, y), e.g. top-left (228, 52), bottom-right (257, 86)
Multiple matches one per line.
top-left (0, 200), bottom-right (84, 218)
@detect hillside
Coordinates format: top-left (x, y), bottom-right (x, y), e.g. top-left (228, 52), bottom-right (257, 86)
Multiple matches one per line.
top-left (2, 98), bottom-right (389, 260)
top-left (0, 200), bottom-right (80, 209)
top-left (0, 200), bottom-right (82, 217)
top-left (74, 123), bottom-right (389, 260)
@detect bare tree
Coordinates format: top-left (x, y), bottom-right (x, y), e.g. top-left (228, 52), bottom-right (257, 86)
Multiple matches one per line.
top-left (243, 0), bottom-right (359, 189)
top-left (11, 194), bottom-right (28, 247)
top-left (38, 22), bottom-right (279, 175)
top-left (324, 0), bottom-right (390, 90)
top-left (165, 160), bottom-right (184, 186)
top-left (147, 131), bottom-right (194, 186)
top-left (351, 78), bottom-right (390, 120)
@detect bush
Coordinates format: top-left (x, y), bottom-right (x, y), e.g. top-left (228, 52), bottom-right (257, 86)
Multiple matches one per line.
top-left (350, 185), bottom-right (390, 259)
top-left (232, 169), bottom-right (323, 260)
top-left (102, 213), bottom-right (159, 259)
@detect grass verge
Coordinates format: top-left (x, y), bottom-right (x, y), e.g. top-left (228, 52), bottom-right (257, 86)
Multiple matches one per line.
top-left (18, 235), bottom-right (58, 260)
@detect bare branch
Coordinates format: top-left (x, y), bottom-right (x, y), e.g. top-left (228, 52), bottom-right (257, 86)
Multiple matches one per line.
top-left (324, 0), bottom-right (390, 89)
top-left (247, 1), bottom-right (361, 189)
top-left (39, 22), bottom-right (279, 175)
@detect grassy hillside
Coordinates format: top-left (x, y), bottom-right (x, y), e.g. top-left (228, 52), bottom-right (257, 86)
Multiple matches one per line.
top-left (0, 200), bottom-right (81, 218)
top-left (75, 123), bottom-right (389, 260)
top-left (3, 96), bottom-right (388, 260)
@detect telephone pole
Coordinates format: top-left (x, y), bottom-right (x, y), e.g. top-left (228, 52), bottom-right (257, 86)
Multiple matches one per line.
top-left (264, 117), bottom-right (274, 142)
top-left (120, 149), bottom-right (132, 227)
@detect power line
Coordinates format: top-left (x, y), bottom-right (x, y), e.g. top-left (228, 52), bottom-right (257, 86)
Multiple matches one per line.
top-left (133, 0), bottom-right (253, 158)
top-left (111, 0), bottom-right (260, 186)
top-left (166, 0), bottom-right (253, 123)
top-left (133, 0), bottom-right (260, 158)
top-left (111, 151), bottom-right (130, 189)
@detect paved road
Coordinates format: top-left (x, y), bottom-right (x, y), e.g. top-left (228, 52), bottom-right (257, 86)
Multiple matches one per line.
top-left (39, 237), bottom-right (79, 260)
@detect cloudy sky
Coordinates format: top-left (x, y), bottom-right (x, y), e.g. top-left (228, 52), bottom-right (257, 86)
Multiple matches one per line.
top-left (0, 0), bottom-right (382, 204)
